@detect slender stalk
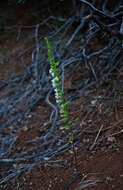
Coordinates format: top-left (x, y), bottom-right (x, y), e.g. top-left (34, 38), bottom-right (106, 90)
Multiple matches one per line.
top-left (45, 37), bottom-right (71, 130)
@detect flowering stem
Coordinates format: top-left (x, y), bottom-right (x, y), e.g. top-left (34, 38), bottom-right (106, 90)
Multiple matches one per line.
top-left (45, 37), bottom-right (71, 130)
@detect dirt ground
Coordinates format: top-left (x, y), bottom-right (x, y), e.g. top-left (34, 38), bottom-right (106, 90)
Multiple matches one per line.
top-left (0, 2), bottom-right (123, 190)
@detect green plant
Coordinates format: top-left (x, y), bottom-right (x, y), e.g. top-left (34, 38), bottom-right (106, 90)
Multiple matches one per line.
top-left (46, 38), bottom-right (79, 171)
top-left (45, 37), bottom-right (72, 130)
